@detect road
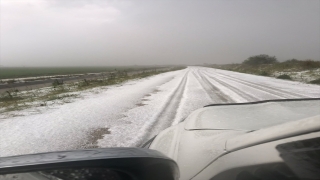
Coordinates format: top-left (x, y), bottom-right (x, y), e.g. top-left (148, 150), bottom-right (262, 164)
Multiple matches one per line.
top-left (0, 67), bottom-right (319, 157)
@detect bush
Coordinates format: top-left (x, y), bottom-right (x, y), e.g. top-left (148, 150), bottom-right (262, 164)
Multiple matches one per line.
top-left (0, 90), bottom-right (23, 102)
top-left (258, 71), bottom-right (270, 76)
top-left (243, 54), bottom-right (278, 65)
top-left (309, 78), bottom-right (320, 84)
top-left (277, 74), bottom-right (291, 80)
top-left (301, 60), bottom-right (320, 69)
top-left (52, 79), bottom-right (64, 87)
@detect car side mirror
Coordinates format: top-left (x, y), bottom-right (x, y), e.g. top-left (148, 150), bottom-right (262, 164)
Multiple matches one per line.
top-left (0, 148), bottom-right (179, 180)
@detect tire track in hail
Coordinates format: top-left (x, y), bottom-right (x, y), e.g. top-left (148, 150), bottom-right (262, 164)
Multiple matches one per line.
top-left (212, 73), bottom-right (288, 99)
top-left (203, 72), bottom-right (259, 102)
top-left (191, 71), bottom-right (216, 101)
top-left (212, 71), bottom-right (310, 98)
top-left (135, 70), bottom-right (189, 146)
top-left (193, 70), bottom-right (234, 103)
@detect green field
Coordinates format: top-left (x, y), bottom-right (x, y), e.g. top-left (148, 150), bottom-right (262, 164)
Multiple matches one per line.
top-left (0, 66), bottom-right (165, 79)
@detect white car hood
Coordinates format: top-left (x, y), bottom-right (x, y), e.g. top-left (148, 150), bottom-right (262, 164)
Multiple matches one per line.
top-left (184, 100), bottom-right (320, 130)
top-left (150, 99), bottom-right (320, 180)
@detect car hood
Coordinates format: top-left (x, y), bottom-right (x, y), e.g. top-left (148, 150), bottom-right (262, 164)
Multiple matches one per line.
top-left (184, 99), bottom-right (320, 131)
top-left (150, 99), bottom-right (320, 180)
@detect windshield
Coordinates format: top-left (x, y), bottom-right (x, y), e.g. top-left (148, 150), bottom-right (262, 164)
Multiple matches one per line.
top-left (0, 0), bottom-right (319, 177)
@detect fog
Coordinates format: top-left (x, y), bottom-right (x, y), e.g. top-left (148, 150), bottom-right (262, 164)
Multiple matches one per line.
top-left (1, 0), bottom-right (319, 67)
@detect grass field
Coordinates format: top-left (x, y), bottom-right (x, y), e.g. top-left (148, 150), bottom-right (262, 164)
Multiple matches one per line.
top-left (0, 66), bottom-right (166, 79)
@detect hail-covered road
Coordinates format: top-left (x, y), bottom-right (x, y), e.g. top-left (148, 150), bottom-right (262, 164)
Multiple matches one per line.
top-left (0, 66), bottom-right (319, 157)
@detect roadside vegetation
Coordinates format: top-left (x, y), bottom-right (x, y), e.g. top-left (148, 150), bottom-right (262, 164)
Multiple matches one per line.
top-left (208, 54), bottom-right (320, 84)
top-left (0, 66), bottom-right (170, 79)
top-left (0, 67), bottom-right (185, 118)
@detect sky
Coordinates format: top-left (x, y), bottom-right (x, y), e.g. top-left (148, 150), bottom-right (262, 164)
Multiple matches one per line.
top-left (0, 0), bottom-right (319, 67)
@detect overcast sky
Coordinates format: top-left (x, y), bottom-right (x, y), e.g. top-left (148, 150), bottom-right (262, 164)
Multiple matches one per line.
top-left (1, 0), bottom-right (319, 67)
